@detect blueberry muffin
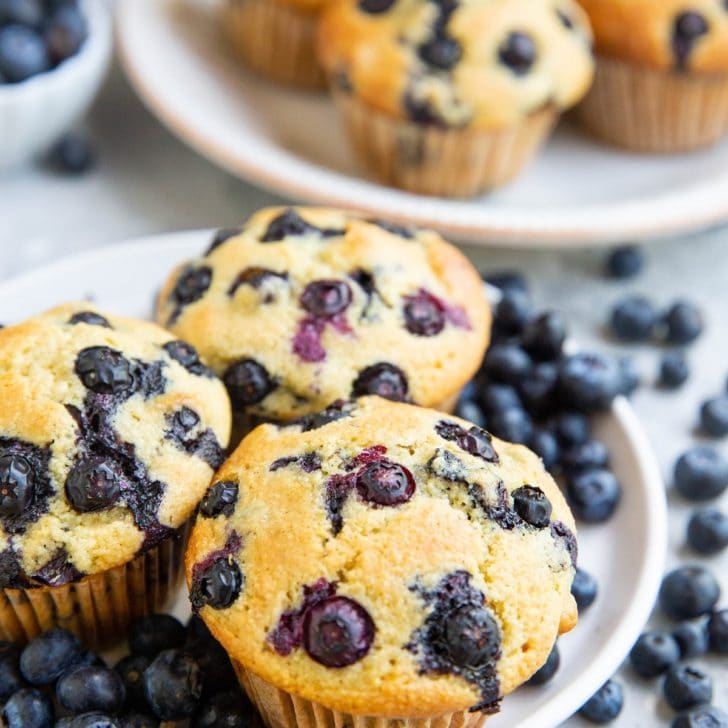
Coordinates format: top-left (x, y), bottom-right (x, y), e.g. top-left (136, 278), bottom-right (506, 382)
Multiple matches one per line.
top-left (155, 208), bottom-right (490, 431)
top-left (223, 0), bottom-right (331, 88)
top-left (317, 0), bottom-right (594, 197)
top-left (576, 0), bottom-right (728, 151)
top-left (186, 397), bottom-right (578, 728)
top-left (0, 303), bottom-right (231, 647)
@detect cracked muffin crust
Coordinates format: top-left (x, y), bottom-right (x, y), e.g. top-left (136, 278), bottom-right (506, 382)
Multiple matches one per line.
top-left (186, 397), bottom-right (577, 719)
top-left (156, 208), bottom-right (490, 425)
top-left (0, 303), bottom-right (231, 588)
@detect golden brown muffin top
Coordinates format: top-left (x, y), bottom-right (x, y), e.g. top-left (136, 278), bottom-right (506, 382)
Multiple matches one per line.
top-left (187, 397), bottom-right (578, 717)
top-left (318, 0), bottom-right (594, 130)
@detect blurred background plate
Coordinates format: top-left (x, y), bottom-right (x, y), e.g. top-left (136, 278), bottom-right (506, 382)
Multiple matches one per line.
top-left (0, 232), bottom-right (668, 728)
top-left (116, 0), bottom-right (728, 248)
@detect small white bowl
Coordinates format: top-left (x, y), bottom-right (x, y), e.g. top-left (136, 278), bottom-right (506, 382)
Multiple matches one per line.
top-left (0, 0), bottom-right (112, 171)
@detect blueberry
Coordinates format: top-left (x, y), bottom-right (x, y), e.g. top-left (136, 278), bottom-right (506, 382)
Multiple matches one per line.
top-left (700, 396), bottom-right (728, 437)
top-left (129, 614), bottom-right (186, 656)
top-left (50, 134), bottom-right (96, 175)
top-left (566, 469), bottom-right (621, 523)
top-left (606, 245), bottom-right (644, 279)
top-left (526, 644), bottom-right (559, 686)
top-left (517, 362), bottom-right (557, 416)
top-left (512, 485), bottom-right (552, 527)
top-left (663, 664), bottom-right (712, 711)
top-left (0, 25), bottom-right (49, 82)
top-left (673, 621), bottom-right (709, 660)
top-left (659, 566), bottom-right (720, 621)
top-left (674, 447), bottom-right (728, 501)
top-left (2, 688), bottom-right (53, 728)
top-left (143, 649), bottom-right (202, 720)
top-left (75, 347), bottom-right (133, 396)
top-left (162, 340), bottom-right (211, 377)
top-left (402, 289), bottom-right (445, 337)
top-left (579, 679), bottom-right (623, 723)
top-left (0, 453), bottom-right (35, 517)
top-left (498, 31), bottom-right (537, 75)
top-left (488, 407), bottom-right (533, 445)
top-left (561, 439), bottom-right (609, 473)
top-left (303, 595), bottom-right (375, 667)
top-left (687, 509), bottom-right (728, 555)
top-left (191, 690), bottom-right (252, 728)
top-left (205, 227), bottom-right (241, 256)
top-left (610, 295), bottom-right (657, 341)
top-left (707, 609), bottom-right (728, 654)
top-left (169, 266), bottom-right (212, 315)
top-left (659, 352), bottom-right (690, 389)
top-left (435, 420), bottom-right (498, 462)
top-left (355, 460), bottom-right (415, 506)
top-left (0, 0), bottom-right (43, 27)
top-left (440, 604), bottom-right (500, 669)
top-left (454, 398), bottom-right (486, 429)
top-left (557, 353), bottom-right (622, 412)
top-left (65, 457), bottom-right (121, 513)
top-left (478, 383), bottom-right (521, 415)
top-left (60, 714), bottom-right (120, 728)
top-left (521, 311), bottom-right (566, 361)
top-left (484, 270), bottom-right (529, 296)
top-left (482, 345), bottom-right (532, 386)
top-left (0, 642), bottom-right (25, 700)
top-left (673, 12), bottom-right (709, 69)
top-left (57, 665), bottom-right (126, 713)
top-left (530, 428), bottom-right (559, 470)
top-left (190, 558), bottom-right (243, 611)
top-left (222, 359), bottom-right (276, 409)
top-left (114, 654), bottom-right (151, 711)
top-left (300, 280), bottom-right (352, 318)
top-left (20, 628), bottom-right (83, 685)
top-left (494, 290), bottom-right (532, 336)
top-left (68, 311), bottom-right (110, 328)
top-left (551, 412), bottom-right (591, 447)
top-left (358, 0), bottom-right (395, 13)
top-left (618, 356), bottom-right (641, 396)
top-left (184, 624), bottom-right (237, 699)
top-left (418, 34), bottom-right (461, 70)
top-left (571, 568), bottom-right (598, 611)
top-left (117, 713), bottom-right (156, 728)
top-left (200, 481), bottom-right (238, 518)
top-left (629, 631), bottom-right (681, 678)
top-left (672, 706), bottom-right (728, 728)
top-left (259, 209), bottom-right (339, 242)
top-left (662, 301), bottom-right (703, 345)
top-left (351, 362), bottom-right (409, 401)
top-left (43, 4), bottom-right (87, 63)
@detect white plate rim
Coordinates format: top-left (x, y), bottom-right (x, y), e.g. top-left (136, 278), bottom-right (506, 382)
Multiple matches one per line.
top-left (0, 233), bottom-right (668, 726)
top-left (114, 0), bottom-right (728, 247)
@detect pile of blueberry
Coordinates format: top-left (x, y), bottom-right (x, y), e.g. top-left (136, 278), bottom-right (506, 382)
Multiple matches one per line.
top-left (0, 614), bottom-right (262, 727)
top-left (0, 0), bottom-right (87, 85)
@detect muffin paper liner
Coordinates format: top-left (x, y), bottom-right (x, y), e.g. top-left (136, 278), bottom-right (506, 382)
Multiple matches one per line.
top-left (224, 0), bottom-right (326, 89)
top-left (330, 89), bottom-right (557, 197)
top-left (235, 662), bottom-right (490, 728)
top-left (0, 521), bottom-right (190, 648)
top-left (577, 56), bottom-right (728, 153)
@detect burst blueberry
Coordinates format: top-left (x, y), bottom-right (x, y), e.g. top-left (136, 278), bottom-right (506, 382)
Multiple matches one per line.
top-left (672, 621), bottom-right (709, 660)
top-left (402, 289), bottom-right (445, 337)
top-left (75, 347), bottom-right (133, 396)
top-left (355, 460), bottom-right (415, 506)
top-left (606, 245), bottom-right (643, 279)
top-left (511, 485), bottom-right (551, 528)
top-left (351, 363), bottom-right (408, 401)
top-left (659, 352), bottom-right (689, 389)
top-left (200, 481), bottom-right (239, 518)
top-left (610, 295), bottom-right (657, 341)
top-left (129, 614), bottom-right (186, 656)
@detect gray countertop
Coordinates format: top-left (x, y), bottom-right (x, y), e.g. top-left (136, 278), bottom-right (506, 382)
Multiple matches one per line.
top-left (1, 66), bottom-right (726, 726)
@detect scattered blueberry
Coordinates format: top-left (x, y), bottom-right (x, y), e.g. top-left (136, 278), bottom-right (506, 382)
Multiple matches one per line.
top-left (687, 509), bottom-right (728, 555)
top-left (566, 468), bottom-right (621, 523)
top-left (0, 0), bottom-right (44, 27)
top-left (454, 398), bottom-right (486, 429)
top-left (49, 134), bottom-right (96, 175)
top-left (0, 642), bottom-right (25, 700)
top-left (557, 353), bottom-right (622, 412)
top-left (700, 396), bottom-right (728, 437)
top-left (610, 295), bottom-right (657, 341)
top-left (129, 614), bottom-right (186, 656)
top-left (672, 621), bottom-right (709, 660)
top-left (2, 688), bottom-right (54, 728)
top-left (529, 428), bottom-right (559, 471)
top-left (117, 713), bottom-right (155, 728)
top-left (0, 24), bottom-right (49, 82)
top-left (191, 690), bottom-right (252, 728)
top-left (56, 665), bottom-right (126, 714)
top-left (494, 289), bottom-right (532, 336)
top-left (20, 628), bottom-right (83, 685)
top-left (550, 412), bottom-right (591, 447)
top-left (629, 631), bottom-right (681, 678)
top-left (674, 447), bottom-right (728, 501)
top-left (114, 654), bottom-right (151, 712)
top-left (561, 439), bottom-right (609, 473)
top-left (482, 344), bottom-right (532, 386)
top-left (517, 362), bottom-right (557, 416)
top-left (672, 706), bottom-right (728, 728)
top-left (521, 311), bottom-right (566, 361)
top-left (579, 679), bottom-right (623, 723)
top-left (143, 649), bottom-right (202, 721)
top-left (200, 481), bottom-right (239, 519)
top-left (659, 566), bottom-right (720, 621)
top-left (707, 609), bottom-right (728, 654)
top-left (606, 245), bottom-right (644, 279)
top-left (478, 383), bottom-right (521, 415)
top-left (662, 301), bottom-right (703, 345)
top-left (618, 356), bottom-right (641, 396)
top-left (526, 644), bottom-right (560, 686)
top-left (659, 352), bottom-right (689, 389)
top-left (61, 713), bottom-right (120, 728)
top-left (484, 270), bottom-right (529, 296)
top-left (663, 664), bottom-right (712, 712)
top-left (571, 568), bottom-right (598, 611)
top-left (488, 407), bottom-right (533, 445)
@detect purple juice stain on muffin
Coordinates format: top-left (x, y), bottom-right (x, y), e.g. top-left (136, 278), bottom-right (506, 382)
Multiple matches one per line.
top-left (166, 265), bottom-right (213, 324)
top-left (260, 209), bottom-right (345, 243)
top-left (435, 421), bottom-right (499, 463)
top-left (228, 267), bottom-right (288, 300)
top-left (190, 531), bottom-right (244, 611)
top-left (550, 520), bottom-right (578, 568)
top-left (164, 407), bottom-right (225, 470)
top-left (270, 452), bottom-right (322, 473)
top-left (406, 571), bottom-right (501, 713)
top-left (292, 318), bottom-right (327, 363)
top-left (402, 289), bottom-right (470, 337)
top-left (351, 363), bottom-right (409, 402)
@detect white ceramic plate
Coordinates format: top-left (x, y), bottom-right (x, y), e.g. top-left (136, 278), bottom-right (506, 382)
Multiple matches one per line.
top-left (0, 232), bottom-right (667, 727)
top-left (115, 0), bottom-right (728, 247)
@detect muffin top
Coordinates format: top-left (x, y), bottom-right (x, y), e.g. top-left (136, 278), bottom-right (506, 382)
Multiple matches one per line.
top-left (156, 207), bottom-right (490, 423)
top-left (576, 0), bottom-right (728, 72)
top-left (187, 397), bottom-right (577, 716)
top-left (0, 303), bottom-right (231, 588)
top-left (318, 0), bottom-right (594, 130)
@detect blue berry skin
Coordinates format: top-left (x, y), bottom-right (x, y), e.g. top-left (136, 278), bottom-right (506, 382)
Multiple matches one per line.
top-left (0, 24), bottom-right (49, 82)
top-left (2, 688), bottom-right (54, 728)
top-left (571, 568), bottom-right (598, 611)
top-left (561, 439), bottom-right (609, 473)
top-left (0, 0), bottom-right (44, 27)
top-left (673, 621), bottom-right (709, 659)
top-left (0, 642), bottom-right (25, 700)
top-left (700, 396), bottom-right (728, 437)
top-left (118, 712), bottom-right (156, 728)
top-left (579, 679), bottom-right (624, 723)
top-left (494, 290), bottom-right (532, 336)
top-left (606, 246), bottom-right (644, 279)
top-left (530, 429), bottom-right (559, 471)
top-left (550, 412), bottom-right (591, 448)
top-left (478, 383), bottom-right (521, 415)
top-left (482, 344), bottom-right (532, 386)
top-left (557, 353), bottom-right (622, 413)
top-left (707, 609), bottom-right (728, 654)
top-left (566, 468), bottom-right (621, 523)
top-left (60, 713), bottom-right (120, 728)
top-left (454, 398), bottom-right (487, 429)
top-left (610, 296), bottom-right (657, 342)
top-left (659, 566), bottom-right (720, 621)
top-left (672, 706), bottom-right (728, 728)
top-left (191, 690), bottom-right (253, 728)
top-left (43, 4), bottom-right (87, 63)
top-left (663, 664), bottom-right (712, 712)
top-left (521, 311), bottom-right (566, 362)
top-left (629, 631), bottom-right (681, 678)
top-left (525, 644), bottom-right (560, 686)
top-left (663, 301), bottom-right (703, 345)
top-left (129, 614), bottom-right (186, 656)
top-left (659, 352), bottom-right (690, 389)
top-left (484, 271), bottom-right (529, 296)
top-left (57, 665), bottom-right (126, 714)
top-left (143, 649), bottom-right (202, 721)
top-left (674, 447), bottom-right (728, 501)
top-left (618, 356), bottom-right (641, 396)
top-left (114, 654), bottom-right (151, 712)
top-left (687, 509), bottom-right (728, 555)
top-left (518, 362), bottom-right (557, 416)
top-left (50, 135), bottom-right (96, 175)
top-left (488, 408), bottom-right (533, 445)
top-left (20, 628), bottom-right (83, 685)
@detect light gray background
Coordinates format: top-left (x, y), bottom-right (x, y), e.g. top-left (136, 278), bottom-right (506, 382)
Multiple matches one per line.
top-left (1, 67), bottom-right (726, 726)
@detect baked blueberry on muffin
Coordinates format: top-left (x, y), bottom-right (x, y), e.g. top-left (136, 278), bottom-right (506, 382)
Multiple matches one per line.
top-left (223, 0), bottom-right (332, 88)
top-left (186, 397), bottom-right (577, 728)
top-left (317, 0), bottom-right (594, 196)
top-left (576, 0), bottom-right (728, 151)
top-left (0, 303), bottom-right (231, 646)
top-left (156, 208), bottom-right (490, 430)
